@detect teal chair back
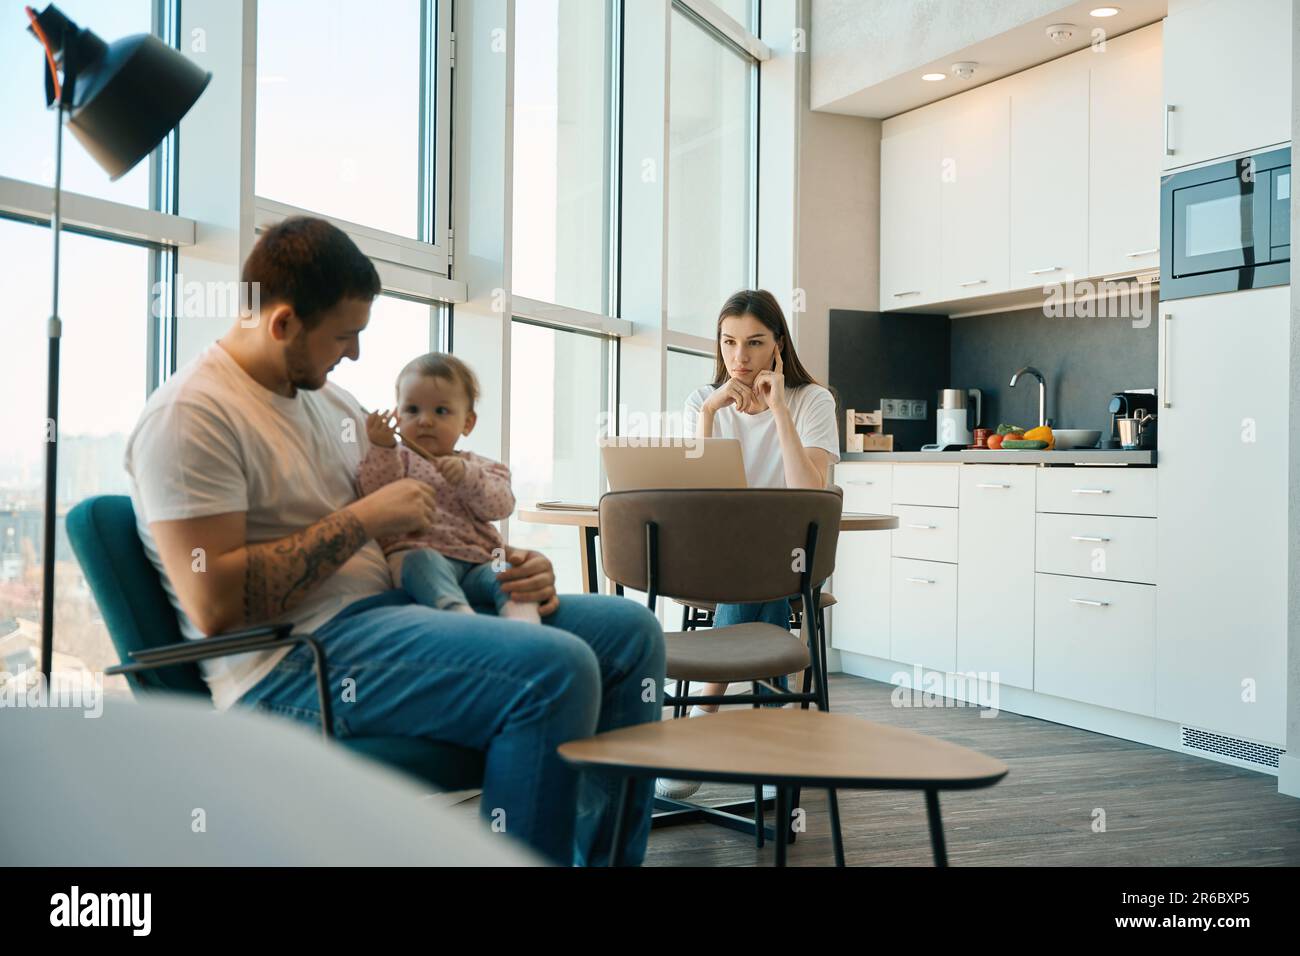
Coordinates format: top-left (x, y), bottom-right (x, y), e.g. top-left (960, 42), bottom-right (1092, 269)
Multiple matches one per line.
top-left (66, 495), bottom-right (209, 696)
top-left (66, 495), bottom-right (487, 790)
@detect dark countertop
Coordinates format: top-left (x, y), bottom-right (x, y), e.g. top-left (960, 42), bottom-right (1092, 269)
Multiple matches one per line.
top-left (839, 449), bottom-right (1156, 465)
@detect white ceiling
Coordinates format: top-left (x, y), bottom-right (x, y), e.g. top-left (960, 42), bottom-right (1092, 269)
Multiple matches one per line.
top-left (811, 0), bottom-right (1169, 119)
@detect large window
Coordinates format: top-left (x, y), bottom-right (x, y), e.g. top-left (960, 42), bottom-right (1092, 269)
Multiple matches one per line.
top-left (255, 0), bottom-right (430, 239)
top-left (0, 0), bottom-right (155, 206)
top-left (666, 348), bottom-right (716, 435)
top-left (328, 295), bottom-right (442, 414)
top-left (507, 322), bottom-right (612, 595)
top-left (0, 219), bottom-right (149, 695)
top-left (666, 8), bottom-right (755, 338)
top-left (512, 0), bottom-right (613, 315)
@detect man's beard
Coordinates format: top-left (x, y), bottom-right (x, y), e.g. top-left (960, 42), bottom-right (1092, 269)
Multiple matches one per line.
top-left (285, 334), bottom-right (326, 391)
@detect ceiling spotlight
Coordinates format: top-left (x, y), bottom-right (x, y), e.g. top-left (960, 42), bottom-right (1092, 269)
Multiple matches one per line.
top-left (950, 61), bottom-right (978, 80)
top-left (1045, 23), bottom-right (1077, 44)
top-left (1090, 7), bottom-right (1121, 16)
top-left (921, 72), bottom-right (946, 81)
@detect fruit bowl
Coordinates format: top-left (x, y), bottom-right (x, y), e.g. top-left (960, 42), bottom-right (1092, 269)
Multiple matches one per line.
top-left (1052, 429), bottom-right (1101, 450)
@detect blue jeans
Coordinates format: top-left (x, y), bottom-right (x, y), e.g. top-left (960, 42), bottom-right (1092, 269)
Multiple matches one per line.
top-left (236, 591), bottom-right (665, 866)
top-left (400, 547), bottom-right (510, 612)
top-left (713, 599), bottom-right (792, 704)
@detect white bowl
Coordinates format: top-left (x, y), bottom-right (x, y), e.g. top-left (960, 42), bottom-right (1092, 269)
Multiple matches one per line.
top-left (1052, 429), bottom-right (1101, 450)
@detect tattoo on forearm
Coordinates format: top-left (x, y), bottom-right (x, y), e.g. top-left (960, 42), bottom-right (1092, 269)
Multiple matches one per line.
top-left (243, 510), bottom-right (368, 626)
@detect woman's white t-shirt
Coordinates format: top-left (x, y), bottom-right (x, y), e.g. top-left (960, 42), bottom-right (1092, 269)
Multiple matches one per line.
top-left (683, 383), bottom-right (841, 488)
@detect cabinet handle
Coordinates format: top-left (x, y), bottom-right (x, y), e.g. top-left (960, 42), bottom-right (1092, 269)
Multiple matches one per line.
top-left (906, 577), bottom-right (936, 585)
top-left (1070, 535), bottom-right (1111, 543)
top-left (1070, 488), bottom-right (1110, 495)
top-left (906, 523), bottom-right (937, 530)
top-left (1164, 104), bottom-right (1176, 156)
top-left (892, 290), bottom-right (921, 298)
top-left (1161, 311), bottom-right (1172, 409)
top-left (1027, 265), bottom-right (1062, 275)
top-left (1125, 247), bottom-right (1159, 258)
top-left (1070, 598), bottom-right (1110, 607)
top-left (976, 482), bottom-right (1010, 489)
top-left (846, 479), bottom-right (874, 485)
top-left (958, 278), bottom-right (986, 287)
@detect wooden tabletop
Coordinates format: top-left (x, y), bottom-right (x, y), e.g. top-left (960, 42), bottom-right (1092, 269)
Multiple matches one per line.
top-left (558, 709), bottom-right (1008, 791)
top-left (520, 508), bottom-right (898, 532)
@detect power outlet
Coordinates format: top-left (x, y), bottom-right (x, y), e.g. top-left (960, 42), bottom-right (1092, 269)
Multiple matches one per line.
top-left (882, 399), bottom-right (927, 420)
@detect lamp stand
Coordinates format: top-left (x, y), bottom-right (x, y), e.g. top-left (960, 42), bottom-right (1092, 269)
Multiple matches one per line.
top-left (39, 91), bottom-right (66, 683)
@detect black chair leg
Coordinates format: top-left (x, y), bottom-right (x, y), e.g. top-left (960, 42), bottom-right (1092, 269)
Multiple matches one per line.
top-left (774, 786), bottom-right (789, 867)
top-left (609, 776), bottom-right (632, 867)
top-left (828, 789), bottom-right (845, 866)
top-left (925, 789), bottom-right (948, 867)
top-left (752, 680), bottom-right (764, 848)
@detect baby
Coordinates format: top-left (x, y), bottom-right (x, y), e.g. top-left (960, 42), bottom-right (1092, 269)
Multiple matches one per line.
top-left (358, 352), bottom-right (539, 624)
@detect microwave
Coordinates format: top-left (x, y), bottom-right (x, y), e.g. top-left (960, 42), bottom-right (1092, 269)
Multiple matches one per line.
top-left (1159, 147), bottom-right (1290, 301)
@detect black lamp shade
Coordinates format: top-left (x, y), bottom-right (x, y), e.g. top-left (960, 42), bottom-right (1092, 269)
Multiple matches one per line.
top-left (66, 32), bottom-right (212, 181)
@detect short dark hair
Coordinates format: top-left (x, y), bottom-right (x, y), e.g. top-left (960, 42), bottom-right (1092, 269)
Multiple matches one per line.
top-left (398, 352), bottom-right (481, 411)
top-left (241, 216), bottom-right (381, 328)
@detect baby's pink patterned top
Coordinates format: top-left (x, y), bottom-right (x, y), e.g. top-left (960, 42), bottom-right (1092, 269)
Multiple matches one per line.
top-left (356, 444), bottom-right (515, 564)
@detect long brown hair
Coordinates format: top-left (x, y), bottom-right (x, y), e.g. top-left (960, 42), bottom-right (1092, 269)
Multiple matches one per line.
top-left (711, 289), bottom-right (819, 388)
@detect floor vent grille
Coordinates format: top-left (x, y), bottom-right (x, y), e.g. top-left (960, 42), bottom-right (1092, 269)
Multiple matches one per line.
top-left (1180, 726), bottom-right (1283, 770)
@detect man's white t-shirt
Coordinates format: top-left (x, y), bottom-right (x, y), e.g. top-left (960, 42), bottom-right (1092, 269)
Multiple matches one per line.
top-left (683, 383), bottom-right (841, 488)
top-left (124, 343), bottom-right (392, 711)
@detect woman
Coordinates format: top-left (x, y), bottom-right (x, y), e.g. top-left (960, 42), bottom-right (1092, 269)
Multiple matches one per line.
top-left (658, 290), bottom-right (840, 800)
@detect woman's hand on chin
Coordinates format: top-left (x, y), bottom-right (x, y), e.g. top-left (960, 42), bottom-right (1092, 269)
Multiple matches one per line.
top-left (708, 377), bottom-right (763, 415)
top-left (752, 349), bottom-right (785, 410)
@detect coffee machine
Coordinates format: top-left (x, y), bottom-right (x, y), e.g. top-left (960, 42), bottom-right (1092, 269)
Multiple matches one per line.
top-left (1102, 389), bottom-right (1159, 449)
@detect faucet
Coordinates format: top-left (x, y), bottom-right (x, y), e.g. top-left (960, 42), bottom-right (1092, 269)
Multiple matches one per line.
top-left (1009, 366), bottom-right (1047, 428)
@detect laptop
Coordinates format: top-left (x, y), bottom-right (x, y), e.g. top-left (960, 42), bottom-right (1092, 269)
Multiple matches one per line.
top-left (600, 438), bottom-right (747, 491)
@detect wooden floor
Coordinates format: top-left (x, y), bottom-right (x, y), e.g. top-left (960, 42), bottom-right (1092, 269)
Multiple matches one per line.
top-left (640, 673), bottom-right (1300, 867)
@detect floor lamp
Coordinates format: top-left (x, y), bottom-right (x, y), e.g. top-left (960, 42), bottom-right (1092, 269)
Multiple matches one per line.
top-left (24, 3), bottom-right (210, 681)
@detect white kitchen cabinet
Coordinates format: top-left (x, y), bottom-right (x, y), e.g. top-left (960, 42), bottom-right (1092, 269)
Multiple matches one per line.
top-left (1156, 287), bottom-right (1289, 745)
top-left (892, 504), bottom-right (959, 563)
top-left (879, 122), bottom-right (942, 308)
top-left (1035, 573), bottom-right (1156, 716)
top-left (890, 557), bottom-right (957, 673)
top-left (957, 466), bottom-right (1035, 689)
top-left (1089, 23), bottom-right (1163, 278)
top-left (830, 464), bottom-right (892, 657)
top-left (1036, 467), bottom-right (1157, 518)
top-left (891, 463), bottom-right (960, 507)
top-left (1162, 0), bottom-right (1291, 170)
top-left (1036, 513), bottom-right (1157, 585)
top-left (939, 88), bottom-right (1010, 302)
top-left (1009, 55), bottom-right (1089, 286)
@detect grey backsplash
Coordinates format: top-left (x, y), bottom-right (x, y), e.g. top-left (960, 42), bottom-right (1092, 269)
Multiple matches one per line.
top-left (828, 310), bottom-right (951, 451)
top-left (829, 303), bottom-right (1158, 449)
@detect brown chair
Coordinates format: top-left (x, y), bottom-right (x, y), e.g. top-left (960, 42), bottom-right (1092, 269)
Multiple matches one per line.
top-left (597, 487), bottom-right (844, 853)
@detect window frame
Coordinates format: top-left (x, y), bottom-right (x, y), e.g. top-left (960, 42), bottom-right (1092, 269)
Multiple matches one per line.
top-left (252, 0), bottom-right (457, 281)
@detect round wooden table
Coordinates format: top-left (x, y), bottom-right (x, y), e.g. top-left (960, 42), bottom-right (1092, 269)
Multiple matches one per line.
top-left (518, 507), bottom-right (898, 594)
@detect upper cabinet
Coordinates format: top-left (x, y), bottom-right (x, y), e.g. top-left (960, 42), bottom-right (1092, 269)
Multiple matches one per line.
top-left (1009, 56), bottom-right (1089, 286)
top-left (880, 124), bottom-right (942, 306)
top-left (1162, 0), bottom-right (1291, 171)
top-left (880, 23), bottom-right (1165, 312)
top-left (1089, 25), bottom-right (1163, 278)
top-left (940, 88), bottom-right (1010, 302)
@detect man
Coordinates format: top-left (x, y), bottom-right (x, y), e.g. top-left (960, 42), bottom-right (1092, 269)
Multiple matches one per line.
top-left (124, 216), bottom-right (664, 866)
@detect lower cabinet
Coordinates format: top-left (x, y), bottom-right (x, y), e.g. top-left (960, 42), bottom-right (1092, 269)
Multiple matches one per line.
top-left (957, 466), bottom-right (1035, 689)
top-left (830, 531), bottom-right (891, 658)
top-left (890, 557), bottom-right (957, 673)
top-left (1034, 573), bottom-right (1156, 716)
top-left (830, 464), bottom-right (892, 658)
